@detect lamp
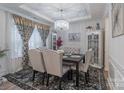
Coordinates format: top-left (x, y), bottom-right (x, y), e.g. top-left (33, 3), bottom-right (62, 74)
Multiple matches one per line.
top-left (54, 9), bottom-right (69, 31)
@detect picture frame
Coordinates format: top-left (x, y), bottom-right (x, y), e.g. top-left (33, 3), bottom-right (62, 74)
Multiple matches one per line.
top-left (68, 33), bottom-right (80, 41)
top-left (111, 3), bottom-right (124, 38)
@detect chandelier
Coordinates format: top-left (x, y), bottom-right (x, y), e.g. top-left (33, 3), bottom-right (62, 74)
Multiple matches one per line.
top-left (54, 9), bottom-right (69, 31)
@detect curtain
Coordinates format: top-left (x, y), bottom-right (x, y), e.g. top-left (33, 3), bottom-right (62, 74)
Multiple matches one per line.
top-left (11, 25), bottom-right (23, 58)
top-left (6, 13), bottom-right (23, 73)
top-left (43, 30), bottom-right (49, 46)
top-left (42, 25), bottom-right (50, 46)
top-left (12, 14), bottom-right (35, 69)
top-left (37, 24), bottom-right (50, 47)
top-left (37, 24), bottom-right (45, 46)
top-left (29, 27), bottom-right (43, 49)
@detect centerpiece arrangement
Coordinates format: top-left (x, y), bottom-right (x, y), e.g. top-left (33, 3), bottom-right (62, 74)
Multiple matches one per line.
top-left (56, 36), bottom-right (63, 49)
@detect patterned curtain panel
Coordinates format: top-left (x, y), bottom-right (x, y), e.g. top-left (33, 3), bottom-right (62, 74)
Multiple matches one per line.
top-left (37, 24), bottom-right (50, 46)
top-left (12, 14), bottom-right (35, 69)
top-left (37, 24), bottom-right (44, 46)
top-left (43, 30), bottom-right (49, 46)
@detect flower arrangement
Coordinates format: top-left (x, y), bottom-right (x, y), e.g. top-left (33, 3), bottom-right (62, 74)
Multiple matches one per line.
top-left (56, 37), bottom-right (63, 49)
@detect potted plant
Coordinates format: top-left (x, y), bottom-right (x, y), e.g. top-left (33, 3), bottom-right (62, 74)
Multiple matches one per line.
top-left (0, 48), bottom-right (8, 85)
top-left (0, 50), bottom-right (7, 58)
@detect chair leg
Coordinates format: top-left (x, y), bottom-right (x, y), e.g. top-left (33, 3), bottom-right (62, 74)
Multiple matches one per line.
top-left (59, 77), bottom-right (62, 90)
top-left (85, 72), bottom-right (88, 84)
top-left (42, 72), bottom-right (45, 85)
top-left (46, 74), bottom-right (50, 86)
top-left (68, 70), bottom-right (73, 80)
top-left (67, 70), bottom-right (70, 80)
top-left (32, 70), bottom-right (36, 81)
top-left (70, 69), bottom-right (73, 80)
top-left (87, 70), bottom-right (90, 79)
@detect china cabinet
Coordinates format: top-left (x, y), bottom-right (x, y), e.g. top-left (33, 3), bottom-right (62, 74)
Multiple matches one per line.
top-left (86, 30), bottom-right (103, 69)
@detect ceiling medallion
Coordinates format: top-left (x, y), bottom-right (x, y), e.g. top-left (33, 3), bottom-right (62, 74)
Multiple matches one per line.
top-left (54, 9), bottom-right (69, 31)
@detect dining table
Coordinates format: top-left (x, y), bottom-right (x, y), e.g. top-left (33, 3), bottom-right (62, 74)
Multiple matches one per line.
top-left (62, 54), bottom-right (85, 87)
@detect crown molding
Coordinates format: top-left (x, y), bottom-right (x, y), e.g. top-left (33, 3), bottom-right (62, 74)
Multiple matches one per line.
top-left (0, 6), bottom-right (52, 25)
top-left (20, 5), bottom-right (54, 23)
top-left (103, 4), bottom-right (110, 18)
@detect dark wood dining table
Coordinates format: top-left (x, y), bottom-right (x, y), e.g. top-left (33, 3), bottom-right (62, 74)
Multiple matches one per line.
top-left (62, 54), bottom-right (85, 87)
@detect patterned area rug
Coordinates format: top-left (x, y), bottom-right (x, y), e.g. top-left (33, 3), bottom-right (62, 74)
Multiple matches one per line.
top-left (4, 66), bottom-right (107, 90)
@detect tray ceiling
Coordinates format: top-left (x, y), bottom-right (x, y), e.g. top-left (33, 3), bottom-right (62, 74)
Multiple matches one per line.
top-left (20, 3), bottom-right (91, 22)
top-left (0, 3), bottom-right (106, 23)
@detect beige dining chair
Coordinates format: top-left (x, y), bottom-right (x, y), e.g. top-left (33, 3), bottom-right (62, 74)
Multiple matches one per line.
top-left (71, 49), bottom-right (93, 84)
top-left (80, 49), bottom-right (93, 83)
top-left (42, 49), bottom-right (70, 89)
top-left (28, 49), bottom-right (46, 84)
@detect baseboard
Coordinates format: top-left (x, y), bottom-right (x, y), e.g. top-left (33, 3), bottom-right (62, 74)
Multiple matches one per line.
top-left (106, 56), bottom-right (124, 90)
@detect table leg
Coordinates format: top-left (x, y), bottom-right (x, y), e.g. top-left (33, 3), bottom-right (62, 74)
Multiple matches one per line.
top-left (76, 63), bottom-right (79, 87)
top-left (68, 70), bottom-right (73, 80)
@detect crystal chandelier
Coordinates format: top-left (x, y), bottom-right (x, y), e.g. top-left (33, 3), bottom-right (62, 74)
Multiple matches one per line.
top-left (54, 9), bottom-right (69, 31)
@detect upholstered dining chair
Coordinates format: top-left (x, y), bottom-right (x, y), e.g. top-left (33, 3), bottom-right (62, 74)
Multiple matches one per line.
top-left (80, 49), bottom-right (93, 83)
top-left (28, 49), bottom-right (46, 84)
top-left (71, 49), bottom-right (93, 84)
top-left (42, 49), bottom-right (70, 89)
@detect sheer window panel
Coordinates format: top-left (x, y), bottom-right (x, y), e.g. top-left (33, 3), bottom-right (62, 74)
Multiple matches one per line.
top-left (29, 27), bottom-right (43, 49)
top-left (11, 25), bottom-right (23, 58)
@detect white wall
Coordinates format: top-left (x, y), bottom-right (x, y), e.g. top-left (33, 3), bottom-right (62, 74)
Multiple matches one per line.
top-left (105, 4), bottom-right (124, 90)
top-left (57, 19), bottom-right (103, 53)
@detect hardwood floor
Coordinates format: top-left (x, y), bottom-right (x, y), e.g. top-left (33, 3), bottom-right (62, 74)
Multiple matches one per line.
top-left (0, 81), bottom-right (22, 90)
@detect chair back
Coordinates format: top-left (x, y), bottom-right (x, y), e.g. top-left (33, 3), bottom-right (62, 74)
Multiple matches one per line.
top-left (82, 49), bottom-right (93, 72)
top-left (28, 49), bottom-right (45, 73)
top-left (42, 49), bottom-right (63, 77)
top-left (60, 46), bottom-right (80, 54)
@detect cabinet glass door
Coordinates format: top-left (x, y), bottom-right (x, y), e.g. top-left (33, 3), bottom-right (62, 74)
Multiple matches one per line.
top-left (88, 34), bottom-right (99, 66)
top-left (52, 33), bottom-right (57, 50)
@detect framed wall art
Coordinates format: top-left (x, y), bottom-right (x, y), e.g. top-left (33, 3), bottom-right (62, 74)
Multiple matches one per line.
top-left (111, 3), bottom-right (124, 37)
top-left (68, 33), bottom-right (80, 41)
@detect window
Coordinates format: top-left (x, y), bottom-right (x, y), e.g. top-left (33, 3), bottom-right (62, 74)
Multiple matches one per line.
top-left (10, 21), bottom-right (43, 58)
top-left (29, 27), bottom-right (43, 49)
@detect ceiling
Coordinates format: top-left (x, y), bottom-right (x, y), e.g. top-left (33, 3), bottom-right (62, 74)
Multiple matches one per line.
top-left (20, 3), bottom-right (91, 22)
top-left (0, 3), bottom-right (107, 24)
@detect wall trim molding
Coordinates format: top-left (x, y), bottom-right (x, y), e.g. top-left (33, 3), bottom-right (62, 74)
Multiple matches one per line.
top-left (107, 55), bottom-right (124, 89)
top-left (109, 55), bottom-right (124, 79)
